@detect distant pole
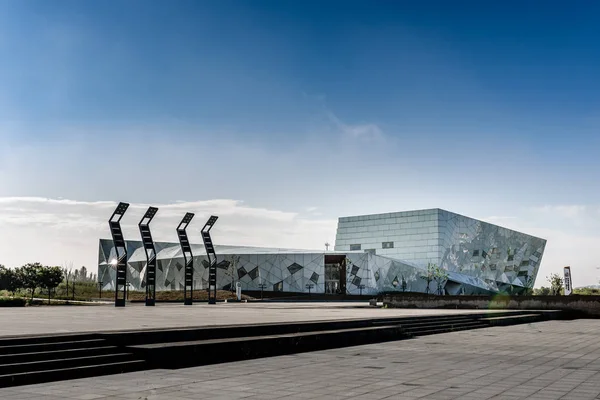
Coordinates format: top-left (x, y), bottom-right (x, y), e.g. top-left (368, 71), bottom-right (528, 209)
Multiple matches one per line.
top-left (258, 282), bottom-right (267, 300)
top-left (305, 283), bottom-right (314, 295)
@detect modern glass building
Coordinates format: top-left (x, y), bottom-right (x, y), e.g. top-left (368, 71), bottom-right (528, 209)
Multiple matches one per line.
top-left (98, 208), bottom-right (546, 295)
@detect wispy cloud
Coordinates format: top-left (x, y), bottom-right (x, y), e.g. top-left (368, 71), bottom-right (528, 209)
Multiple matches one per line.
top-left (482, 216), bottom-right (517, 223)
top-left (0, 197), bottom-right (336, 269)
top-left (326, 111), bottom-right (384, 142)
top-left (533, 205), bottom-right (588, 219)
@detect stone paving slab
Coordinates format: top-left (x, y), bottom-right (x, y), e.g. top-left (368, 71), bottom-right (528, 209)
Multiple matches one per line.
top-left (0, 302), bottom-right (513, 337)
top-left (2, 319), bottom-right (600, 399)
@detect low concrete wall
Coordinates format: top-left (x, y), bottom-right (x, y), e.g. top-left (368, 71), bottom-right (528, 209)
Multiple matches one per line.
top-left (383, 293), bottom-right (600, 317)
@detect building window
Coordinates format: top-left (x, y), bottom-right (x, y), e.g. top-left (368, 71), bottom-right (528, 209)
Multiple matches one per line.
top-left (364, 249), bottom-right (376, 255)
top-left (472, 250), bottom-right (479, 257)
top-left (382, 241), bottom-right (394, 249)
top-left (349, 244), bottom-right (361, 251)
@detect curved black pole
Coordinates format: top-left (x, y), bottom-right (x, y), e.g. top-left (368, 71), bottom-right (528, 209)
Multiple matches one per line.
top-left (177, 213), bottom-right (195, 305)
top-left (201, 216), bottom-right (219, 305)
top-left (109, 202), bottom-right (129, 307)
top-left (139, 207), bottom-right (158, 306)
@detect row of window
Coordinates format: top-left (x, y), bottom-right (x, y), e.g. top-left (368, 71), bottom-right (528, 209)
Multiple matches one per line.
top-left (349, 242), bottom-right (394, 251)
top-left (472, 249), bottom-right (535, 264)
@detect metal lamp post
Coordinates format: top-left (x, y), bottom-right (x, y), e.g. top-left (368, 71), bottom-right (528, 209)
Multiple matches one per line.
top-left (305, 283), bottom-right (314, 295)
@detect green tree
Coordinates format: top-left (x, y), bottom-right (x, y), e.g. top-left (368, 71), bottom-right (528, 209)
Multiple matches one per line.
top-left (0, 265), bottom-right (7, 291)
top-left (20, 263), bottom-right (44, 300)
top-left (401, 275), bottom-right (407, 292)
top-left (573, 287), bottom-right (600, 295)
top-left (40, 266), bottom-right (64, 304)
top-left (5, 267), bottom-right (24, 296)
top-left (547, 273), bottom-right (564, 296)
top-left (433, 265), bottom-right (449, 295)
top-left (533, 286), bottom-right (551, 296)
top-left (420, 263), bottom-right (436, 294)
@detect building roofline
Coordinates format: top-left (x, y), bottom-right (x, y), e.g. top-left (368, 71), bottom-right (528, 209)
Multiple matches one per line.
top-left (337, 208), bottom-right (547, 242)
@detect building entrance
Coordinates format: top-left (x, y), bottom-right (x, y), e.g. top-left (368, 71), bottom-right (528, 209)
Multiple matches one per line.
top-left (324, 255), bottom-right (347, 294)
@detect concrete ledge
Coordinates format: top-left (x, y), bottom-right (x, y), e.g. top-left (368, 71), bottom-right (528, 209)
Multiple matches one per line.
top-left (481, 314), bottom-right (544, 326)
top-left (383, 294), bottom-right (598, 317)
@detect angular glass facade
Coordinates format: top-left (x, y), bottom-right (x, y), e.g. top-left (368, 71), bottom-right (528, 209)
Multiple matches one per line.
top-left (335, 209), bottom-right (546, 294)
top-left (98, 209), bottom-right (546, 295)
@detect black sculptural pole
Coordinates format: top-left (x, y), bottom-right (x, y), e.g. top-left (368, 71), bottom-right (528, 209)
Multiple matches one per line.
top-left (109, 202), bottom-right (130, 307)
top-left (177, 213), bottom-right (195, 305)
top-left (201, 216), bottom-right (219, 305)
top-left (139, 206), bottom-right (158, 306)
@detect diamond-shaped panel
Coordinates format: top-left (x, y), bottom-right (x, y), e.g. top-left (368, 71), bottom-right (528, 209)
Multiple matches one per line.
top-left (287, 263), bottom-right (303, 275)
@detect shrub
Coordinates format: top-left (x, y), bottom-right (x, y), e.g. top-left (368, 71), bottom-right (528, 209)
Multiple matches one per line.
top-left (0, 297), bottom-right (27, 307)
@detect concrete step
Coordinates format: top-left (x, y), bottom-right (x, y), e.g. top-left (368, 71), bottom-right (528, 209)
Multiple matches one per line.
top-left (403, 321), bottom-right (487, 336)
top-left (99, 313), bottom-right (502, 346)
top-left (0, 333), bottom-right (99, 347)
top-left (0, 352), bottom-right (138, 375)
top-left (403, 320), bottom-right (485, 330)
top-left (0, 335), bottom-right (143, 388)
top-left (480, 313), bottom-right (546, 326)
top-left (393, 317), bottom-right (480, 329)
top-left (130, 324), bottom-right (416, 369)
top-left (0, 345), bottom-right (120, 364)
top-left (0, 359), bottom-right (146, 388)
top-left (406, 323), bottom-right (490, 337)
top-left (0, 338), bottom-right (107, 355)
top-left (128, 319), bottom-right (484, 369)
top-left (0, 310), bottom-right (562, 388)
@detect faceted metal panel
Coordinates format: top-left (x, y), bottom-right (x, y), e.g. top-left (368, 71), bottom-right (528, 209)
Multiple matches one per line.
top-left (334, 209), bottom-right (546, 294)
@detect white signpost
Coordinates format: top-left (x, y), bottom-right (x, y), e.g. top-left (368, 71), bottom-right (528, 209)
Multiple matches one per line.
top-left (236, 282), bottom-right (242, 301)
top-left (564, 266), bottom-right (573, 296)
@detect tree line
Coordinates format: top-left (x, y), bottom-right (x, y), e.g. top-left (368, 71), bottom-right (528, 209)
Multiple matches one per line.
top-left (0, 263), bottom-right (97, 302)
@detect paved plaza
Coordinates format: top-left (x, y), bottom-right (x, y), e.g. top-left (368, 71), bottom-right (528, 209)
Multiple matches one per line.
top-left (2, 319), bottom-right (600, 399)
top-left (0, 302), bottom-right (510, 337)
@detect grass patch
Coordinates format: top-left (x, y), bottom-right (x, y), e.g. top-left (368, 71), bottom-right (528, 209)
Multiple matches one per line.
top-left (128, 290), bottom-right (255, 302)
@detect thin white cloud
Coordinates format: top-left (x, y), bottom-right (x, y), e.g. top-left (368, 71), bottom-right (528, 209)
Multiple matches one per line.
top-left (0, 197), bottom-right (336, 270)
top-left (326, 111), bottom-right (384, 142)
top-left (0, 197), bottom-right (115, 206)
top-left (482, 216), bottom-right (517, 223)
top-left (532, 205), bottom-right (587, 219)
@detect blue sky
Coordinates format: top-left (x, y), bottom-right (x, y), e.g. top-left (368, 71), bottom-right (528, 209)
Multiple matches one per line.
top-left (0, 1), bottom-right (599, 286)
